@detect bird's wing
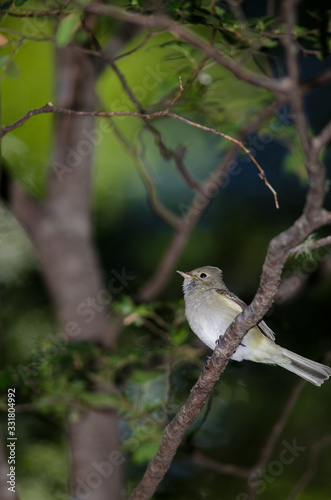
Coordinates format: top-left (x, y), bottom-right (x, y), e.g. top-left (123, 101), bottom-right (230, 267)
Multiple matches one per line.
top-left (216, 289), bottom-right (247, 313)
top-left (257, 319), bottom-right (275, 342)
top-left (216, 289), bottom-right (276, 342)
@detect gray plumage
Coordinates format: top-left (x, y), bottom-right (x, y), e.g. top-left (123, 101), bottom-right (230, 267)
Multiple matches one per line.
top-left (177, 266), bottom-right (331, 387)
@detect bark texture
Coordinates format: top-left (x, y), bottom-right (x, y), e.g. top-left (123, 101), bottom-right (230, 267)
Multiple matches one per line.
top-left (11, 48), bottom-right (123, 500)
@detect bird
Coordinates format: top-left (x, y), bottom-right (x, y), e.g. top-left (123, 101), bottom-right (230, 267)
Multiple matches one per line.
top-left (177, 266), bottom-right (331, 386)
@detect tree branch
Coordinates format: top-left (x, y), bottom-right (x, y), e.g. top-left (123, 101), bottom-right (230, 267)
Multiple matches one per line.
top-left (288, 434), bottom-right (331, 500)
top-left (288, 235), bottom-right (331, 256)
top-left (0, 83), bottom-right (278, 241)
top-left (167, 111), bottom-right (279, 208)
top-left (11, 45), bottom-right (124, 500)
top-left (85, 3), bottom-right (289, 95)
top-left (193, 451), bottom-right (250, 478)
top-left (127, 2), bottom-right (331, 496)
top-left (0, 8), bottom-right (64, 17)
top-left (281, 0), bottom-right (327, 218)
top-left (81, 20), bottom-right (202, 193)
top-left (313, 120), bottom-right (331, 154)
top-left (136, 144), bottom-right (239, 302)
top-left (110, 119), bottom-right (182, 228)
top-left (191, 381), bottom-right (305, 500)
top-left (129, 191), bottom-right (331, 500)
top-left (130, 200), bottom-right (331, 499)
top-left (247, 380), bottom-right (305, 499)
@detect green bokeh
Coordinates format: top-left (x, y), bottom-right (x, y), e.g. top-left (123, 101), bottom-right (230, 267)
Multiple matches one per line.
top-left (1, 2), bottom-right (331, 500)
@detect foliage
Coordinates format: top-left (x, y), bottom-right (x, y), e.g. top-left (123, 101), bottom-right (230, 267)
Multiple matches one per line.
top-left (1, 1), bottom-right (331, 499)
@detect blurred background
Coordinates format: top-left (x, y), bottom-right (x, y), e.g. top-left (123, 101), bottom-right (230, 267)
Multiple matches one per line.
top-left (1, 1), bottom-right (331, 499)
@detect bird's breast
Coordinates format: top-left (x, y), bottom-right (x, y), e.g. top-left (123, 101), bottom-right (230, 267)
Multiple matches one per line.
top-left (185, 291), bottom-right (237, 350)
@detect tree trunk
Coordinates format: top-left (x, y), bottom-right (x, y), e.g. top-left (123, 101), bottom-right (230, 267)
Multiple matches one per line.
top-left (11, 47), bottom-right (123, 500)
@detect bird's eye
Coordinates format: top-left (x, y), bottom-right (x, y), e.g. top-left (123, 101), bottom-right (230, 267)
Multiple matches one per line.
top-left (200, 273), bottom-right (207, 278)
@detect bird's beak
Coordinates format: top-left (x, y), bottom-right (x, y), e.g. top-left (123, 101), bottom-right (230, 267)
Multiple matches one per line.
top-left (176, 270), bottom-right (194, 279)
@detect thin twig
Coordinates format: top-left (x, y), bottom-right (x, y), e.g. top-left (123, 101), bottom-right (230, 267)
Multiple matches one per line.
top-left (281, 1), bottom-right (311, 158)
top-left (193, 451), bottom-right (250, 478)
top-left (128, 1), bottom-right (331, 496)
top-left (0, 88), bottom-right (278, 208)
top-left (0, 102), bottom-right (193, 136)
top-left (0, 8), bottom-right (65, 17)
top-left (0, 26), bottom-right (52, 42)
top-left (80, 22), bottom-right (202, 192)
top-left (84, 20), bottom-right (279, 207)
top-left (167, 111), bottom-right (279, 208)
top-left (0, 38), bottom-right (23, 83)
top-left (247, 380), bottom-right (305, 499)
top-left (281, 0), bottom-right (327, 217)
top-left (114, 32), bottom-right (152, 61)
top-left (84, 3), bottom-right (288, 95)
top-left (287, 434), bottom-right (331, 500)
top-left (312, 120), bottom-right (331, 154)
top-left (257, 381), bottom-right (305, 468)
top-left (110, 119), bottom-right (181, 229)
top-left (288, 235), bottom-right (331, 256)
top-left (136, 144), bottom-right (239, 302)
top-left (165, 76), bottom-right (184, 110)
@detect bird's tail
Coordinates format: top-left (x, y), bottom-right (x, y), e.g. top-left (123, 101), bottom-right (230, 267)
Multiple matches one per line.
top-left (278, 348), bottom-right (331, 387)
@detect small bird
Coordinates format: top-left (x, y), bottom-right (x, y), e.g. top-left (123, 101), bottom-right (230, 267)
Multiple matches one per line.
top-left (177, 266), bottom-right (331, 386)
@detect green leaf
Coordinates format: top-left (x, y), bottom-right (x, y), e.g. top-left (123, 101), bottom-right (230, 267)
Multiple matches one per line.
top-left (0, 56), bottom-right (20, 79)
top-left (171, 326), bottom-right (189, 346)
top-left (0, 368), bottom-right (14, 390)
top-left (7, 61), bottom-right (20, 78)
top-left (56, 12), bottom-right (81, 47)
top-left (291, 234), bottom-right (318, 262)
top-left (132, 440), bottom-right (160, 464)
top-left (260, 36), bottom-right (279, 48)
top-left (129, 369), bottom-right (161, 384)
top-left (80, 392), bottom-right (120, 409)
top-left (113, 296), bottom-right (135, 315)
top-left (0, 54), bottom-right (9, 68)
top-left (293, 25), bottom-right (310, 35)
top-left (35, 395), bottom-right (67, 416)
top-left (283, 148), bottom-right (307, 180)
top-left (15, 0), bottom-right (28, 5)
